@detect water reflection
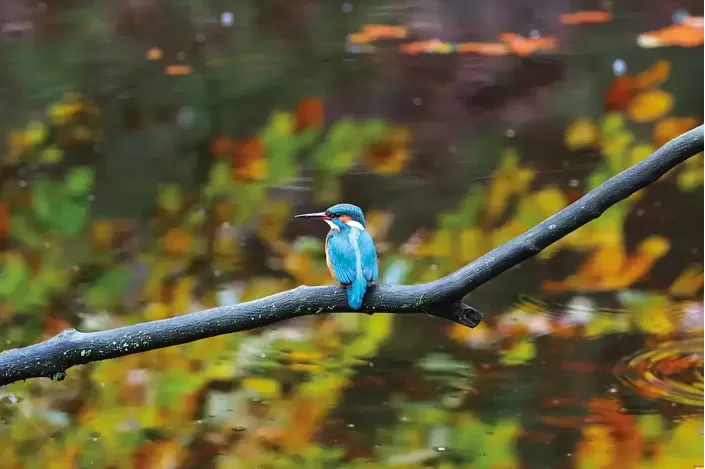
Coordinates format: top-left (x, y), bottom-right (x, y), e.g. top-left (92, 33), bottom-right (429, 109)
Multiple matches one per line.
top-left (616, 337), bottom-right (704, 409)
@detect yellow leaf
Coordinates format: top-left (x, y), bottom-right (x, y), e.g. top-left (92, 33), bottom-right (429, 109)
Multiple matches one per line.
top-left (534, 186), bottom-right (567, 216)
top-left (499, 339), bottom-right (536, 365)
top-left (600, 131), bottom-right (634, 160)
top-left (633, 295), bottom-right (676, 336)
top-left (628, 89), bottom-right (674, 123)
top-left (601, 112), bottom-right (626, 135)
top-left (565, 118), bottom-right (598, 149)
top-left (637, 235), bottom-right (670, 258)
top-left (270, 111), bottom-right (295, 137)
top-left (144, 302), bottom-right (170, 321)
top-left (242, 376), bottom-right (281, 398)
top-left (629, 143), bottom-right (655, 166)
top-left (459, 227), bottom-right (484, 262)
top-left (40, 146), bottom-right (64, 163)
top-left (428, 229), bottom-right (453, 258)
top-left (669, 265), bottom-right (704, 297)
top-left (26, 120), bottom-right (47, 145)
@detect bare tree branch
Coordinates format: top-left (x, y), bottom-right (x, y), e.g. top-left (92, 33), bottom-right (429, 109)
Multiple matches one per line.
top-left (1, 126), bottom-right (702, 387)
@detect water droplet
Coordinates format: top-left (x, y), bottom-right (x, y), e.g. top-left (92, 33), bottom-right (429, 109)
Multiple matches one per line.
top-left (505, 129), bottom-right (515, 138)
top-left (548, 224), bottom-right (557, 230)
top-left (432, 446), bottom-right (450, 453)
top-left (346, 423), bottom-right (355, 428)
top-left (569, 179), bottom-right (579, 187)
top-left (220, 12), bottom-right (234, 27)
top-left (612, 59), bottom-right (627, 76)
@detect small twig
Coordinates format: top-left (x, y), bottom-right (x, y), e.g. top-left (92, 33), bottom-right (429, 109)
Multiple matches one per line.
top-left (1, 126), bottom-right (702, 387)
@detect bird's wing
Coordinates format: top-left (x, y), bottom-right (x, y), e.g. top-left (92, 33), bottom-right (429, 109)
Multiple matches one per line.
top-left (358, 230), bottom-right (379, 282)
top-left (326, 231), bottom-right (358, 285)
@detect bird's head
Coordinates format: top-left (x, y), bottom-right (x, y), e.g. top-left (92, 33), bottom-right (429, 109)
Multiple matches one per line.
top-left (295, 203), bottom-right (366, 230)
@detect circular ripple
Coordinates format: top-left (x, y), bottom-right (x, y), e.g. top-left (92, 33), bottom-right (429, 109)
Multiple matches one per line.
top-left (615, 337), bottom-right (704, 407)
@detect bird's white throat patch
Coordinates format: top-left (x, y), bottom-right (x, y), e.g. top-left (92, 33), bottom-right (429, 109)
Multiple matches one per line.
top-left (345, 220), bottom-right (365, 231)
top-left (324, 219), bottom-right (365, 231)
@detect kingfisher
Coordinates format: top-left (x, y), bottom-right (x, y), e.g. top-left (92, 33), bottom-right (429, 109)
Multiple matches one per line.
top-left (295, 203), bottom-right (378, 310)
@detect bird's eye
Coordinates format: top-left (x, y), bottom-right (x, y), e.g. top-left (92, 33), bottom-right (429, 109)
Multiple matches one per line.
top-left (326, 211), bottom-right (336, 218)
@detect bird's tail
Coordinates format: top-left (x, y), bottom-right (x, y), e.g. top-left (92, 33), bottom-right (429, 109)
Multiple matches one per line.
top-left (346, 276), bottom-right (368, 310)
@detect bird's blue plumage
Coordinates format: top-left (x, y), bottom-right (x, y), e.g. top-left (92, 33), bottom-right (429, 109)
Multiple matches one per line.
top-left (326, 226), bottom-right (378, 310)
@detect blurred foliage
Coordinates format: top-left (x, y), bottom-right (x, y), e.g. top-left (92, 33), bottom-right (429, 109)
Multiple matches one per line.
top-left (0, 3), bottom-right (703, 467)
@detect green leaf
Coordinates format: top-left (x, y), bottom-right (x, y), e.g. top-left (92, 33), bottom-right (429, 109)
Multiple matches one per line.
top-left (65, 166), bottom-right (95, 196)
top-left (328, 118), bottom-right (358, 148)
top-left (0, 253), bottom-right (31, 299)
top-left (587, 167), bottom-right (611, 191)
top-left (204, 161), bottom-right (232, 200)
top-left (360, 118), bottom-right (388, 142)
top-left (9, 213), bottom-right (45, 249)
top-left (52, 200), bottom-right (89, 237)
top-left (32, 180), bottom-right (64, 221)
top-left (84, 266), bottom-right (132, 309)
top-left (156, 369), bottom-right (203, 410)
top-left (157, 184), bottom-right (183, 212)
top-left (267, 137), bottom-right (298, 184)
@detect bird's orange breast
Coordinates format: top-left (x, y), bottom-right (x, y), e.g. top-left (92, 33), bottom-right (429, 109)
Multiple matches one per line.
top-left (324, 236), bottom-right (336, 280)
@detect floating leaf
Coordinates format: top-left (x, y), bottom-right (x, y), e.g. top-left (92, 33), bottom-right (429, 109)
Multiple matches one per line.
top-left (157, 184), bottom-right (183, 213)
top-left (53, 200), bottom-right (89, 237)
top-left (40, 146), bottom-right (64, 164)
top-left (295, 97), bottom-right (324, 132)
top-left (0, 202), bottom-right (8, 239)
top-left (209, 135), bottom-right (233, 157)
top-left (65, 166), bottom-right (95, 196)
top-left (26, 120), bottom-right (47, 146)
top-left (32, 180), bottom-right (62, 221)
top-left (499, 338), bottom-right (536, 365)
top-left (233, 137), bottom-right (267, 181)
top-left (636, 60), bottom-right (671, 89)
top-left (85, 266), bottom-right (132, 309)
top-left (267, 111), bottom-right (295, 138)
top-left (627, 89), bottom-right (674, 122)
top-left (565, 118), bottom-right (598, 149)
top-left (0, 252), bottom-right (30, 299)
top-left (653, 117), bottom-right (699, 147)
top-left (629, 144), bottom-right (655, 166)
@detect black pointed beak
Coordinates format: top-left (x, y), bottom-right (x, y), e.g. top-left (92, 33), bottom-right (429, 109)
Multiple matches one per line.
top-left (295, 211), bottom-right (329, 220)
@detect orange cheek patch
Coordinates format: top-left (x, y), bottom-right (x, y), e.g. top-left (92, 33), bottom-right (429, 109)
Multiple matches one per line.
top-left (339, 216), bottom-right (352, 223)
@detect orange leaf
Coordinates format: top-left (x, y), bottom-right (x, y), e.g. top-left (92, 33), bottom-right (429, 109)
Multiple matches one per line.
top-left (0, 201), bottom-right (9, 239)
top-left (163, 228), bottom-right (192, 255)
top-left (209, 135), bottom-right (233, 157)
top-left (560, 11), bottom-right (612, 25)
top-left (638, 24), bottom-right (704, 48)
top-left (653, 117), bottom-right (699, 147)
top-left (295, 97), bottom-right (324, 132)
top-left (146, 47), bottom-right (163, 60)
top-left (627, 89), bottom-right (673, 122)
top-left (233, 137), bottom-right (266, 180)
top-left (605, 76), bottom-right (637, 111)
top-left (455, 42), bottom-right (508, 55)
top-left (635, 60), bottom-right (671, 89)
